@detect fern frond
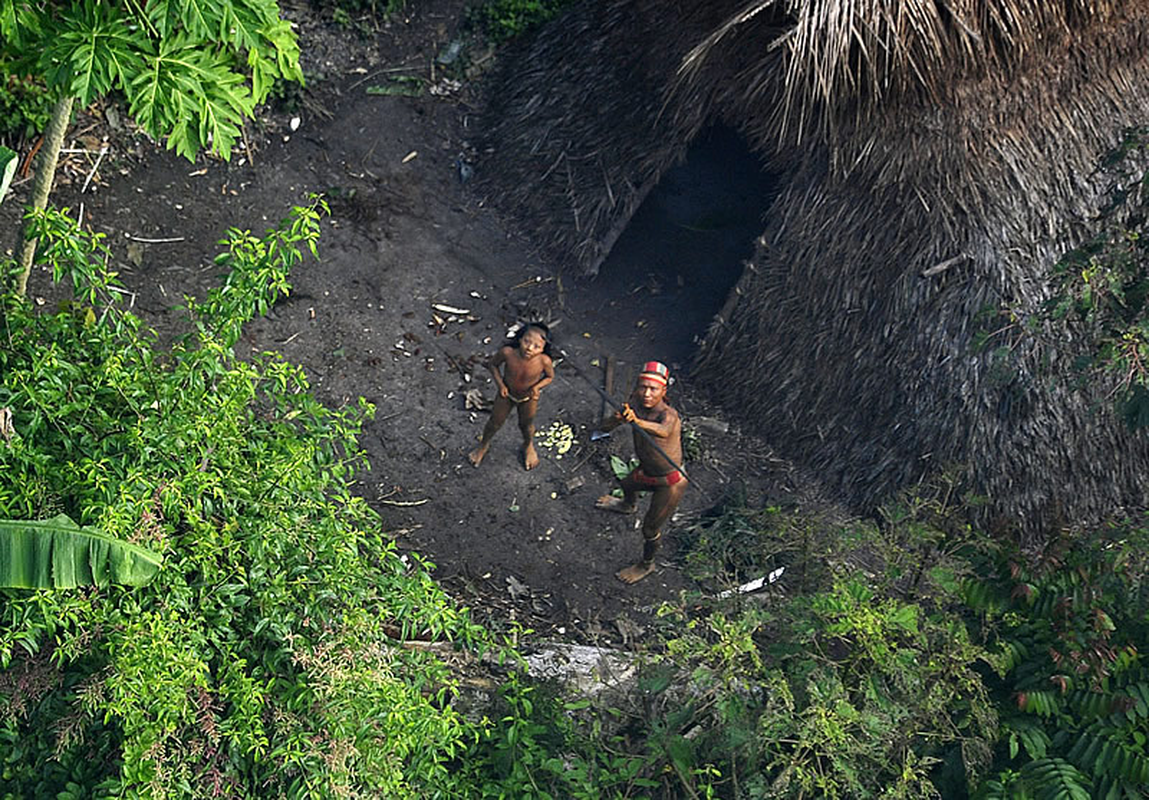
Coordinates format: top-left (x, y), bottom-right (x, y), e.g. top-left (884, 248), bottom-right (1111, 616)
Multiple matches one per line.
top-left (1020, 757), bottom-right (1091, 800)
top-left (1066, 689), bottom-right (1117, 721)
top-left (963, 576), bottom-right (1009, 613)
top-left (1017, 724), bottom-right (1050, 761)
top-left (1067, 725), bottom-right (1149, 786)
top-left (1017, 690), bottom-right (1061, 718)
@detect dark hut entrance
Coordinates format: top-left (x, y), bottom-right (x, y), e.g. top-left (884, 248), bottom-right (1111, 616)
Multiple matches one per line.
top-left (569, 125), bottom-right (777, 367)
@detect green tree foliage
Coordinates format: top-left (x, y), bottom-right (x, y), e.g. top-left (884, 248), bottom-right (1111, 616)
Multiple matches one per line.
top-left (0, 203), bottom-right (485, 796)
top-left (648, 564), bottom-right (994, 796)
top-left (967, 527), bottom-right (1149, 799)
top-left (0, 0), bottom-right (302, 161)
top-left (0, 0), bottom-right (303, 292)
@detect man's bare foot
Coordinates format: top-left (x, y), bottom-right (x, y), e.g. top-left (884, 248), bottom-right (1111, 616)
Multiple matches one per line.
top-left (523, 443), bottom-right (539, 471)
top-left (467, 446), bottom-right (487, 467)
top-left (616, 562), bottom-right (655, 584)
top-left (595, 494), bottom-right (636, 514)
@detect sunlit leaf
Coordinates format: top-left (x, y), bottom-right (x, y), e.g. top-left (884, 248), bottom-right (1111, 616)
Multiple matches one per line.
top-left (0, 144), bottom-right (16, 205)
top-left (0, 514), bottom-right (162, 589)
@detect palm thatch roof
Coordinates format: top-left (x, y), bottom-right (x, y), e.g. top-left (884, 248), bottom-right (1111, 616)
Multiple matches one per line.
top-left (475, 0), bottom-right (772, 274)
top-left (475, 0), bottom-right (1149, 530)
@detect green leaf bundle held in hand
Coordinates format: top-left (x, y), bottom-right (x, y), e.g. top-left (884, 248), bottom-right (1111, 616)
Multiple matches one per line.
top-left (0, 201), bottom-right (487, 797)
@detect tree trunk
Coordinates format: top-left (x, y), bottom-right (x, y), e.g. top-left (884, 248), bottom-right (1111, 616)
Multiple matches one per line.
top-left (15, 94), bottom-right (75, 297)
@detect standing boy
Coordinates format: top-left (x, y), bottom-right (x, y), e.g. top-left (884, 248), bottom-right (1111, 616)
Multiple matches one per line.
top-left (595, 361), bottom-right (687, 584)
top-left (468, 323), bottom-right (555, 471)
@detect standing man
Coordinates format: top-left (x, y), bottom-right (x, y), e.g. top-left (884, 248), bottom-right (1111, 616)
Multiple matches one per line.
top-left (595, 361), bottom-right (687, 584)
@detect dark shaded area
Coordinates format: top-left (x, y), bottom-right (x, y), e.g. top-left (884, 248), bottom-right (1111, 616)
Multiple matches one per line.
top-left (566, 125), bottom-right (778, 368)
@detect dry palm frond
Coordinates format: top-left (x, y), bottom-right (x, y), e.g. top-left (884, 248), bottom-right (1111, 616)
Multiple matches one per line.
top-left (475, 0), bottom-right (726, 275)
top-left (679, 0), bottom-right (1135, 145)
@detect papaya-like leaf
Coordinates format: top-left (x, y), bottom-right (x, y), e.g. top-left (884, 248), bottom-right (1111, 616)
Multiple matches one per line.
top-left (42, 2), bottom-right (145, 104)
top-left (0, 514), bottom-right (162, 588)
top-left (0, 0), bottom-right (42, 48)
top-left (127, 36), bottom-right (254, 161)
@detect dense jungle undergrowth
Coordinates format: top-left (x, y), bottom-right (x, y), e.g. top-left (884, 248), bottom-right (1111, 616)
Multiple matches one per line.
top-left (1, 206), bottom-right (1148, 799)
top-left (3, 0), bottom-right (1149, 794)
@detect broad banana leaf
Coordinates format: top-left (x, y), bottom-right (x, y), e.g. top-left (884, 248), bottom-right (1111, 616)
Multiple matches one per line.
top-left (0, 145), bottom-right (15, 205)
top-left (0, 514), bottom-right (162, 589)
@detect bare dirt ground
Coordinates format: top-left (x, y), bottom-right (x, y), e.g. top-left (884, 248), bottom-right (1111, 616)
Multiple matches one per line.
top-left (0, 2), bottom-right (824, 645)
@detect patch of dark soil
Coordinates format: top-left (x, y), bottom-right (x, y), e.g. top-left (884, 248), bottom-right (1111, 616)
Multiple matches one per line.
top-left (0, 2), bottom-right (834, 647)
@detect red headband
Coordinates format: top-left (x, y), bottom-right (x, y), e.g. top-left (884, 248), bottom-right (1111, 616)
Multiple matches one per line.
top-left (638, 360), bottom-right (669, 386)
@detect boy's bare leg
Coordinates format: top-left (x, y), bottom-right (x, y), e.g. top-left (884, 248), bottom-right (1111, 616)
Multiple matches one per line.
top-left (468, 395), bottom-right (513, 466)
top-left (517, 398), bottom-right (540, 470)
top-left (617, 480), bottom-right (687, 584)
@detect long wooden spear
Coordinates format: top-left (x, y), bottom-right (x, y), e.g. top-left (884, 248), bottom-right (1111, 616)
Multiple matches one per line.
top-left (557, 348), bottom-right (690, 482)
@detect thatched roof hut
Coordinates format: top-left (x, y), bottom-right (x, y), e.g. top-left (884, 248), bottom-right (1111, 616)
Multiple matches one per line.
top-left (476, 0), bottom-right (1149, 530)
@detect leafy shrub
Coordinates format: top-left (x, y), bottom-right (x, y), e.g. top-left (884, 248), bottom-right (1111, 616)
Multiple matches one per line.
top-left (966, 525), bottom-right (1149, 799)
top-left (310, 0), bottom-right (406, 22)
top-left (0, 203), bottom-right (488, 797)
top-left (0, 58), bottom-right (52, 143)
top-left (454, 666), bottom-right (661, 799)
top-left (1036, 127), bottom-right (1149, 426)
top-left (649, 570), bottom-right (994, 797)
top-left (468, 0), bottom-right (575, 43)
